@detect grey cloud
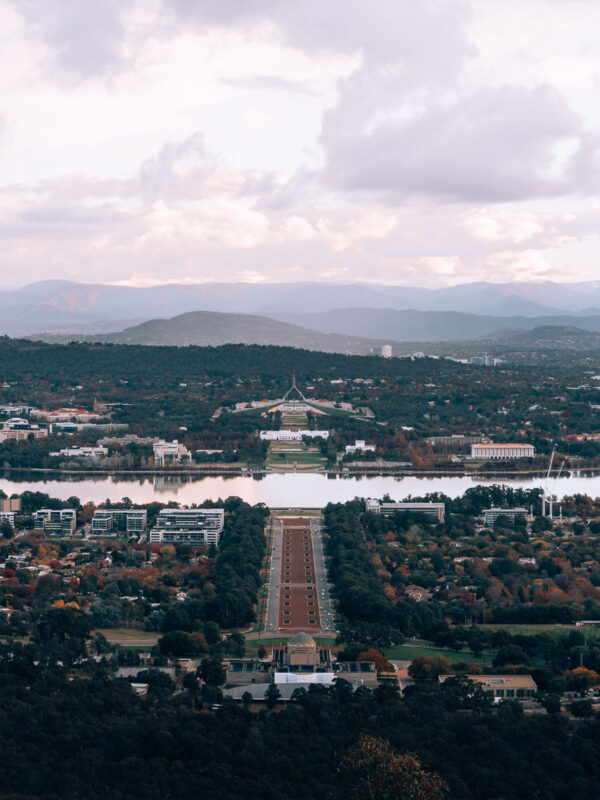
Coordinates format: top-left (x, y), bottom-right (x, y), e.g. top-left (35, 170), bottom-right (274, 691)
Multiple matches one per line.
top-left (138, 133), bottom-right (214, 201)
top-left (11, 0), bottom-right (131, 77)
top-left (321, 84), bottom-right (600, 202)
top-left (21, 204), bottom-right (129, 227)
top-left (164, 0), bottom-right (600, 203)
top-left (165, 0), bottom-right (473, 81)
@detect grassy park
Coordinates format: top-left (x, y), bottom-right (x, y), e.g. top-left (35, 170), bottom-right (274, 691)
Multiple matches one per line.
top-left (95, 628), bottom-right (159, 648)
top-left (384, 644), bottom-right (492, 665)
top-left (469, 623), bottom-right (600, 640)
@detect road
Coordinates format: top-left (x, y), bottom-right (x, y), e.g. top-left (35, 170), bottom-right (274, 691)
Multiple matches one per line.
top-left (264, 512), bottom-right (335, 635)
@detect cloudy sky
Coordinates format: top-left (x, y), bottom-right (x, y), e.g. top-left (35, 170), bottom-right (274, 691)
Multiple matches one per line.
top-left (2, 0), bottom-right (600, 288)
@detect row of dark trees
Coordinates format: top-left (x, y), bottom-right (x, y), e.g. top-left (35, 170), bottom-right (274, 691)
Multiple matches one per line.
top-left (208, 498), bottom-right (269, 628)
top-left (1, 643), bottom-right (600, 799)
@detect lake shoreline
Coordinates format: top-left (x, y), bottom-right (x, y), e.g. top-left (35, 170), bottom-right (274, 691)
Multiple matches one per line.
top-left (2, 465), bottom-right (596, 479)
top-left (2, 468), bottom-right (600, 507)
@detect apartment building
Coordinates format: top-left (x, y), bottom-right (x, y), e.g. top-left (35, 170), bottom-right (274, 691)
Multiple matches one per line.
top-left (483, 507), bottom-right (528, 526)
top-left (0, 512), bottom-right (16, 529)
top-left (34, 509), bottom-right (77, 535)
top-left (149, 508), bottom-right (224, 547)
top-left (365, 498), bottom-right (445, 523)
top-left (91, 509), bottom-right (148, 535)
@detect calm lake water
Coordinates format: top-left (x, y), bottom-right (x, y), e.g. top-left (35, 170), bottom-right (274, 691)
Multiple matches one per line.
top-left (1, 471), bottom-right (599, 506)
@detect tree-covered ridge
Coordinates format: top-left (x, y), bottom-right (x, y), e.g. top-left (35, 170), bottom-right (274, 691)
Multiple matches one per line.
top-left (0, 652), bottom-right (598, 799)
top-left (2, 337), bottom-right (600, 469)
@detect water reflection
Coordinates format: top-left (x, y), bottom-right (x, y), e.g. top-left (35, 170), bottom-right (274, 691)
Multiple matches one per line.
top-left (2, 470), bottom-right (600, 506)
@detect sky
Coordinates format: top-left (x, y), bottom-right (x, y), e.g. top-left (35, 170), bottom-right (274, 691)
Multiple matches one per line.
top-left (2, 0), bottom-right (600, 289)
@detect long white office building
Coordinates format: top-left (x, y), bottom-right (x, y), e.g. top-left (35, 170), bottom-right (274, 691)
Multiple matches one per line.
top-left (50, 446), bottom-right (108, 459)
top-left (149, 508), bottom-right (224, 547)
top-left (259, 430), bottom-right (329, 441)
top-left (365, 499), bottom-right (445, 523)
top-left (92, 509), bottom-right (148, 535)
top-left (471, 443), bottom-right (535, 460)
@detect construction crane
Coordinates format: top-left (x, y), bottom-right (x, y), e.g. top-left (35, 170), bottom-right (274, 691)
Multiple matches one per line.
top-left (541, 446), bottom-right (565, 520)
top-left (553, 459), bottom-right (565, 522)
top-left (541, 447), bottom-right (555, 519)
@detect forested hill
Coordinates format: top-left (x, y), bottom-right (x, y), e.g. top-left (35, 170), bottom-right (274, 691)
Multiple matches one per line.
top-left (66, 310), bottom-right (392, 355)
top-left (0, 336), bottom-right (451, 381)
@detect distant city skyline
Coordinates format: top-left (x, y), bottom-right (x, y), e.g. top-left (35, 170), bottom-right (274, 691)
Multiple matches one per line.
top-left (2, 1), bottom-right (600, 288)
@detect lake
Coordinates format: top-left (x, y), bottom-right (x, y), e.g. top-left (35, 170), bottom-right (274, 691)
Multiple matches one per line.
top-left (1, 471), bottom-right (599, 506)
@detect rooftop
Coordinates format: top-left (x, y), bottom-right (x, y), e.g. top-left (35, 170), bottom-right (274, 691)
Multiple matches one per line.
top-left (288, 632), bottom-right (315, 646)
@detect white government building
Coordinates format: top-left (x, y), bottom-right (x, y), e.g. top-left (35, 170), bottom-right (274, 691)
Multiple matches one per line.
top-left (471, 443), bottom-right (535, 460)
top-left (259, 430), bottom-right (329, 441)
top-left (153, 439), bottom-right (192, 466)
top-left (345, 440), bottom-right (376, 454)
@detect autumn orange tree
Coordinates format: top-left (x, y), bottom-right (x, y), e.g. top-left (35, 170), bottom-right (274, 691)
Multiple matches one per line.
top-left (340, 734), bottom-right (447, 800)
top-left (356, 648), bottom-right (392, 673)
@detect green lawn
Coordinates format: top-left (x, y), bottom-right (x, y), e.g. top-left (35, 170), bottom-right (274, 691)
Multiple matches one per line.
top-left (95, 629), bottom-right (159, 648)
top-left (469, 623), bottom-right (600, 640)
top-left (266, 450), bottom-right (326, 470)
top-left (385, 644), bottom-right (492, 665)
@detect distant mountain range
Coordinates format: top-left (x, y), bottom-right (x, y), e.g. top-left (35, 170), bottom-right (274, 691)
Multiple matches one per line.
top-left (269, 307), bottom-right (600, 342)
top-left (3, 277), bottom-right (600, 350)
top-left (30, 308), bottom-right (600, 353)
top-left (1, 277), bottom-right (600, 336)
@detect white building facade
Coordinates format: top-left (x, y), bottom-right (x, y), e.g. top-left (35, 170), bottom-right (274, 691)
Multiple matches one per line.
top-left (50, 446), bottom-right (108, 459)
top-left (92, 509), bottom-right (148, 535)
top-left (365, 499), bottom-right (445, 523)
top-left (259, 430), bottom-right (329, 441)
top-left (483, 508), bottom-right (528, 526)
top-left (149, 508), bottom-right (224, 547)
top-left (345, 440), bottom-right (376, 454)
top-left (153, 440), bottom-right (192, 466)
top-left (34, 509), bottom-right (77, 535)
top-left (471, 444), bottom-right (535, 460)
